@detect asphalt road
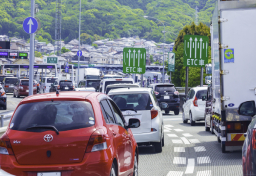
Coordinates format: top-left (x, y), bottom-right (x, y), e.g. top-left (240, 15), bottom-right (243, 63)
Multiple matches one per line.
top-left (0, 94), bottom-right (24, 112)
top-left (138, 112), bottom-right (243, 176)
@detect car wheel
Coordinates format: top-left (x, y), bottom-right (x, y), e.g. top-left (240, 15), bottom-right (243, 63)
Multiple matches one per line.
top-left (17, 92), bottom-right (20, 98)
top-left (205, 120), bottom-right (210, 131)
top-left (190, 112), bottom-right (195, 126)
top-left (174, 109), bottom-right (179, 115)
top-left (133, 152), bottom-right (138, 176)
top-left (110, 162), bottom-right (117, 176)
top-left (210, 119), bottom-right (214, 134)
top-left (218, 136), bottom-right (221, 143)
top-left (162, 133), bottom-right (164, 147)
top-left (182, 110), bottom-right (188, 123)
top-left (13, 91), bottom-right (16, 97)
top-left (3, 104), bottom-right (6, 110)
top-left (154, 137), bottom-right (162, 153)
top-left (221, 142), bottom-right (226, 153)
top-left (165, 110), bottom-right (169, 114)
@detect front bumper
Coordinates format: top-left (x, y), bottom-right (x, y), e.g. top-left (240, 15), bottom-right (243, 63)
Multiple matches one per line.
top-left (134, 131), bottom-right (161, 143)
top-left (4, 88), bottom-right (14, 93)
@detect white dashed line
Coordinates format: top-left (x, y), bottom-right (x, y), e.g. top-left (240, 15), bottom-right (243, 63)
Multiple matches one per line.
top-left (194, 146), bottom-right (206, 152)
top-left (182, 133), bottom-right (193, 137)
top-left (180, 137), bottom-right (190, 144)
top-left (189, 139), bottom-right (200, 143)
top-left (173, 157), bottom-right (186, 164)
top-left (174, 129), bottom-right (183, 132)
top-left (164, 118), bottom-right (181, 121)
top-left (174, 147), bottom-right (185, 152)
top-left (167, 134), bottom-right (178, 138)
top-left (197, 156), bottom-right (211, 164)
top-left (185, 158), bottom-right (195, 174)
top-left (165, 125), bottom-right (174, 128)
top-left (172, 139), bottom-right (183, 144)
top-left (166, 171), bottom-right (183, 176)
top-left (196, 170), bottom-right (211, 176)
top-left (164, 129), bottom-right (171, 132)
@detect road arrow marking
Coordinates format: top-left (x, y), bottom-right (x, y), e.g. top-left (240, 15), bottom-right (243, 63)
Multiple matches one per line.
top-left (189, 38), bottom-right (192, 58)
top-left (133, 50), bottom-right (136, 66)
top-left (200, 38), bottom-right (203, 59)
top-left (194, 38), bottom-right (198, 58)
top-left (184, 40), bottom-right (187, 56)
top-left (27, 18), bottom-right (34, 33)
top-left (128, 49), bottom-right (131, 66)
top-left (138, 50), bottom-right (141, 67)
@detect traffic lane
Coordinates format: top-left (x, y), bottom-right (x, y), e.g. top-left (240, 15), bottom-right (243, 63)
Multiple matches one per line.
top-left (0, 94), bottom-right (23, 111)
top-left (138, 113), bottom-right (243, 176)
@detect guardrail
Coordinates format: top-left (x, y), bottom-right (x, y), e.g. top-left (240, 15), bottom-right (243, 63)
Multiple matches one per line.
top-left (0, 111), bottom-right (13, 127)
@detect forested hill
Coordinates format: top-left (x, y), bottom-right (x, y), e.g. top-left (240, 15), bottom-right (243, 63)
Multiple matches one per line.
top-left (0, 0), bottom-right (216, 44)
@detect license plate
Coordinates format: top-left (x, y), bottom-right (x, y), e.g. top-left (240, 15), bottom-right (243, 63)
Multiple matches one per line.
top-left (164, 96), bottom-right (170, 99)
top-left (26, 90), bottom-right (29, 92)
top-left (65, 87), bottom-right (69, 90)
top-left (37, 172), bottom-right (61, 176)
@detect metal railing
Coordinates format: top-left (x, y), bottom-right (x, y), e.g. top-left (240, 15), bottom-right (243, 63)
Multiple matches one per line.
top-left (0, 111), bottom-right (13, 127)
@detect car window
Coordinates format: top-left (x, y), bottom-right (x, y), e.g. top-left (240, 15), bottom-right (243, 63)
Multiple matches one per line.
top-left (186, 90), bottom-right (191, 99)
top-left (155, 85), bottom-right (175, 93)
top-left (109, 93), bottom-right (153, 111)
top-left (5, 78), bottom-right (18, 84)
top-left (21, 80), bottom-right (29, 86)
top-left (100, 100), bottom-right (116, 123)
top-left (47, 78), bottom-right (57, 83)
top-left (189, 90), bottom-right (195, 99)
top-left (196, 90), bottom-right (207, 99)
top-left (151, 90), bottom-right (159, 106)
top-left (59, 81), bottom-right (72, 86)
top-left (108, 100), bottom-right (125, 127)
top-left (10, 101), bottom-right (95, 132)
top-left (104, 81), bottom-right (133, 92)
top-left (100, 103), bottom-right (109, 123)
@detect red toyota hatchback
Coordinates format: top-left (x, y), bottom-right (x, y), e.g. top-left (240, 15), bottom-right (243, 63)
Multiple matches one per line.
top-left (0, 91), bottom-right (140, 176)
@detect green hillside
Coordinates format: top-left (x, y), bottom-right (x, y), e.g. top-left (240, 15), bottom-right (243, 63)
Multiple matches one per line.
top-left (0, 0), bottom-right (216, 44)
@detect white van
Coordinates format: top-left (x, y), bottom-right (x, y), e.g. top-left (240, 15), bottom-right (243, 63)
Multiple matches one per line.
top-left (99, 78), bottom-right (134, 94)
top-left (40, 77), bottom-right (58, 93)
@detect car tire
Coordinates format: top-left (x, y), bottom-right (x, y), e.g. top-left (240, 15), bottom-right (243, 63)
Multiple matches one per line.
top-left (162, 133), bottom-right (164, 147)
top-left (154, 140), bottom-right (162, 153)
top-left (17, 93), bottom-right (20, 98)
top-left (174, 109), bottom-right (179, 115)
top-left (133, 152), bottom-right (138, 176)
top-left (110, 162), bottom-right (117, 176)
top-left (182, 110), bottom-right (188, 123)
top-left (218, 136), bottom-right (221, 143)
top-left (221, 142), bottom-right (226, 153)
top-left (165, 110), bottom-right (169, 114)
top-left (13, 91), bottom-right (16, 97)
top-left (3, 105), bottom-right (6, 110)
top-left (210, 120), bottom-right (214, 134)
top-left (190, 112), bottom-right (195, 126)
top-left (205, 120), bottom-right (210, 131)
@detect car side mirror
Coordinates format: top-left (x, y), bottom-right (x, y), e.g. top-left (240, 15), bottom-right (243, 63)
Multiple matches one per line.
top-left (127, 118), bottom-right (140, 128)
top-left (202, 96), bottom-right (207, 101)
top-left (238, 101), bottom-right (256, 116)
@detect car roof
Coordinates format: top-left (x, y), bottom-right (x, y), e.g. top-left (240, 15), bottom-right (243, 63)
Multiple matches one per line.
top-left (191, 87), bottom-right (208, 91)
top-left (151, 83), bottom-right (175, 86)
top-left (108, 88), bottom-right (152, 95)
top-left (101, 78), bottom-right (134, 82)
top-left (106, 84), bottom-right (139, 88)
top-left (59, 80), bottom-right (72, 81)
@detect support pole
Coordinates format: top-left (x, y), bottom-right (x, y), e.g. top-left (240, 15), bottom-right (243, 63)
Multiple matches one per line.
top-left (200, 67), bottom-right (203, 87)
top-left (141, 74), bottom-right (143, 87)
top-left (29, 0), bottom-right (35, 96)
top-left (77, 0), bottom-right (81, 85)
top-left (185, 67), bottom-right (189, 96)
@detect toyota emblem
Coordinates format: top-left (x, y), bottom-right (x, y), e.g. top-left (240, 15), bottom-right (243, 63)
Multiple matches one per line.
top-left (44, 134), bottom-right (53, 142)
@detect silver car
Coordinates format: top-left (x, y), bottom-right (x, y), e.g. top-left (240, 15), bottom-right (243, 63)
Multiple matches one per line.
top-left (3, 77), bottom-right (18, 93)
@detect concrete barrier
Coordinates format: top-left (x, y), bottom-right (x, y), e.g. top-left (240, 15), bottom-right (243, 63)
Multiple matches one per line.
top-left (0, 111), bottom-right (13, 136)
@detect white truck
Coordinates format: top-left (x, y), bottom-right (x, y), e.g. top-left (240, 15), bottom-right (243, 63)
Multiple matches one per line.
top-left (84, 68), bottom-right (100, 80)
top-left (205, 0), bottom-right (256, 153)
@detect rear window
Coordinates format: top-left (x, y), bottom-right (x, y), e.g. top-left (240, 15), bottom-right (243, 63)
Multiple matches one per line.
top-left (196, 90), bottom-right (207, 99)
top-left (87, 80), bottom-right (100, 90)
top-left (109, 93), bottom-right (153, 111)
top-left (59, 81), bottom-right (72, 86)
top-left (104, 81), bottom-right (133, 92)
top-left (21, 80), bottom-right (29, 86)
top-left (156, 85), bottom-right (175, 92)
top-left (47, 78), bottom-right (57, 83)
top-left (10, 101), bottom-right (95, 132)
top-left (86, 75), bottom-right (100, 80)
top-left (5, 78), bottom-right (18, 84)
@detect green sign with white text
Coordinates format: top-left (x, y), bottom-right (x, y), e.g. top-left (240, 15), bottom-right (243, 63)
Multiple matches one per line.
top-left (47, 57), bottom-right (58, 64)
top-left (123, 48), bottom-right (146, 74)
top-left (183, 35), bottom-right (209, 67)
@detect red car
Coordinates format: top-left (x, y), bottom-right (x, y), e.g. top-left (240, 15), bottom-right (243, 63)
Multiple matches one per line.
top-left (13, 79), bottom-right (37, 97)
top-left (0, 91), bottom-right (140, 176)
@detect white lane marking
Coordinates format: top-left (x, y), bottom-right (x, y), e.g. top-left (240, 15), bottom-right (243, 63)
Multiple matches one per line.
top-left (166, 171), bottom-right (183, 176)
top-left (174, 147), bottom-right (185, 152)
top-left (167, 134), bottom-right (178, 138)
top-left (174, 129), bottom-right (183, 132)
top-left (165, 125), bottom-right (174, 128)
top-left (164, 129), bottom-right (171, 132)
top-left (185, 158), bottom-right (195, 174)
top-left (194, 146), bottom-right (206, 152)
top-left (0, 169), bottom-right (15, 176)
top-left (182, 133), bottom-right (193, 137)
top-left (197, 156), bottom-right (211, 164)
top-left (165, 127), bottom-right (172, 130)
top-left (172, 139), bottom-right (183, 144)
top-left (173, 157), bottom-right (186, 164)
top-left (164, 118), bottom-right (181, 121)
top-left (189, 139), bottom-right (200, 143)
top-left (180, 137), bottom-right (190, 144)
top-left (196, 170), bottom-right (211, 176)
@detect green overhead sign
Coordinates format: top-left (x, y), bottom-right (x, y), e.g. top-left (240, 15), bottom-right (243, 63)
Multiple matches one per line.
top-left (123, 48), bottom-right (146, 74)
top-left (183, 35), bottom-right (209, 67)
top-left (168, 52), bottom-right (175, 72)
top-left (47, 57), bottom-right (58, 64)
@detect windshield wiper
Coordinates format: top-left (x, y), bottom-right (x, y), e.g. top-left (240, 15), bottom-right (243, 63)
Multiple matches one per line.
top-left (121, 108), bottom-right (137, 113)
top-left (26, 125), bottom-right (59, 135)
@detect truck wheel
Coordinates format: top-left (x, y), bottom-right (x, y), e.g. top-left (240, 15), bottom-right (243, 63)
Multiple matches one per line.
top-left (165, 110), bottom-right (169, 114)
top-left (210, 120), bottom-right (214, 134)
top-left (205, 120), bottom-right (210, 131)
top-left (190, 113), bottom-right (195, 126)
top-left (221, 142), bottom-right (226, 153)
top-left (174, 109), bottom-right (179, 115)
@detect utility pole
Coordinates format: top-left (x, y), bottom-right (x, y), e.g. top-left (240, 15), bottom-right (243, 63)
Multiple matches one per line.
top-left (162, 26), bottom-right (166, 83)
top-left (55, 0), bottom-right (62, 56)
top-left (77, 0), bottom-right (81, 85)
top-left (29, 0), bottom-right (35, 96)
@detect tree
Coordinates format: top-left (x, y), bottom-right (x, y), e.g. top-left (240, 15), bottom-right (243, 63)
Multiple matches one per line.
top-left (35, 51), bottom-right (42, 57)
top-left (61, 47), bottom-right (70, 54)
top-left (172, 22), bottom-right (211, 87)
top-left (149, 55), bottom-right (154, 63)
top-left (92, 43), bottom-right (98, 49)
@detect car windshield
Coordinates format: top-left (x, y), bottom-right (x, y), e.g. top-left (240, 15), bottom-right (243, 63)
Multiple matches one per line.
top-left (196, 90), bottom-right (207, 99)
top-left (59, 81), bottom-right (72, 86)
top-left (106, 86), bottom-right (137, 94)
top-left (5, 78), bottom-right (18, 84)
top-left (87, 80), bottom-right (100, 90)
top-left (156, 85), bottom-right (175, 92)
top-left (21, 80), bottom-right (29, 86)
top-left (86, 75), bottom-right (100, 79)
top-left (109, 93), bottom-right (152, 111)
top-left (47, 78), bottom-right (57, 83)
top-left (104, 81), bottom-right (133, 92)
top-left (10, 101), bottom-right (95, 132)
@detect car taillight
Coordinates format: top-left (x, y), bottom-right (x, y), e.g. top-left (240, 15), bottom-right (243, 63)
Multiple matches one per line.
top-left (174, 91), bottom-right (179, 95)
top-left (154, 91), bottom-right (159, 96)
top-left (193, 97), bottom-right (198, 107)
top-left (252, 130), bottom-right (256, 149)
top-left (86, 129), bottom-right (107, 153)
top-left (1, 92), bottom-right (5, 96)
top-left (19, 86), bottom-right (23, 90)
top-left (151, 110), bottom-right (158, 119)
top-left (73, 86), bottom-right (75, 90)
top-left (5, 85), bottom-right (9, 88)
top-left (57, 85), bottom-right (60, 90)
top-left (0, 134), bottom-right (14, 155)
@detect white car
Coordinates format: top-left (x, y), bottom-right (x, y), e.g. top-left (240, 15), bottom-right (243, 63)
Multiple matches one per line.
top-left (108, 88), bottom-right (164, 153)
top-left (74, 87), bottom-right (95, 92)
top-left (106, 83), bottom-right (140, 94)
top-left (99, 78), bottom-right (134, 93)
top-left (40, 77), bottom-right (58, 93)
top-left (182, 87), bottom-right (207, 126)
top-left (0, 84), bottom-right (7, 110)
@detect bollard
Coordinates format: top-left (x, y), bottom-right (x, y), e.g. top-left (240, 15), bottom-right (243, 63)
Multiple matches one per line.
top-left (1, 115), bottom-right (3, 127)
